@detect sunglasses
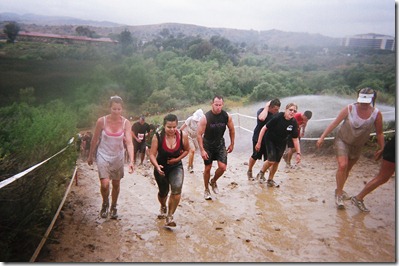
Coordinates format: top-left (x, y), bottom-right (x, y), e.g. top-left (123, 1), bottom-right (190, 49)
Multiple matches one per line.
top-left (288, 108), bottom-right (297, 113)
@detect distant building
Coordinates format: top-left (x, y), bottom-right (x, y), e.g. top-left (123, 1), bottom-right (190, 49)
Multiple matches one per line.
top-left (341, 33), bottom-right (395, 51)
top-left (16, 31), bottom-right (118, 45)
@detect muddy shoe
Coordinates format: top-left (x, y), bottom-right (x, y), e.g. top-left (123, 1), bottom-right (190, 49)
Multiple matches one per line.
top-left (188, 166), bottom-right (194, 173)
top-left (209, 179), bottom-right (219, 194)
top-left (351, 196), bottom-right (370, 212)
top-left (335, 194), bottom-right (345, 209)
top-left (158, 206), bottom-right (167, 219)
top-left (247, 171), bottom-right (254, 181)
top-left (165, 215), bottom-right (176, 227)
top-left (342, 190), bottom-right (351, 201)
top-left (204, 189), bottom-right (212, 200)
top-left (110, 206), bottom-right (118, 219)
top-left (100, 203), bottom-right (109, 218)
top-left (267, 179), bottom-right (280, 188)
top-left (257, 171), bottom-right (265, 184)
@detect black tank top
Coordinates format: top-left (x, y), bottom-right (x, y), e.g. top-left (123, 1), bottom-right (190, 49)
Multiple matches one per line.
top-left (156, 130), bottom-right (183, 167)
top-left (204, 110), bottom-right (229, 146)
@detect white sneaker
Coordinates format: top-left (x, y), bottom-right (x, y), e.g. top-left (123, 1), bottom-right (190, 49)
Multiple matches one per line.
top-left (335, 194), bottom-right (345, 209)
top-left (204, 189), bottom-right (212, 200)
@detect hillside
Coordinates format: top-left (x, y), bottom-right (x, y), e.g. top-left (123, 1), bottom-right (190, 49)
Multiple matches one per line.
top-left (1, 12), bottom-right (340, 48)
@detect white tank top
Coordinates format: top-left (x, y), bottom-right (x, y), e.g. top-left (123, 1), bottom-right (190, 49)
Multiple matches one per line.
top-left (97, 116), bottom-right (127, 159)
top-left (337, 103), bottom-right (379, 146)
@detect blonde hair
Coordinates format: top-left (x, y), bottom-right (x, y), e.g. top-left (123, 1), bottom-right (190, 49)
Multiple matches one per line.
top-left (285, 102), bottom-right (298, 110)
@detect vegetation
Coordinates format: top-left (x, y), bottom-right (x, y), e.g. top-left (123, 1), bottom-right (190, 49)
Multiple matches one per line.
top-left (0, 25), bottom-right (395, 261)
top-left (3, 22), bottom-right (20, 43)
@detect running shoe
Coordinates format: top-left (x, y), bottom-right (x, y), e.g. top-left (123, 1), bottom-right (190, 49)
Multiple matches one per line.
top-left (342, 190), bottom-right (351, 201)
top-left (335, 189), bottom-right (351, 201)
top-left (158, 206), bottom-right (167, 219)
top-left (110, 205), bottom-right (118, 219)
top-left (247, 170), bottom-right (254, 181)
top-left (204, 189), bottom-right (212, 200)
top-left (188, 166), bottom-right (194, 173)
top-left (165, 215), bottom-right (176, 227)
top-left (257, 171), bottom-right (265, 184)
top-left (267, 179), bottom-right (280, 187)
top-left (351, 197), bottom-right (370, 212)
top-left (100, 203), bottom-right (109, 218)
top-left (335, 194), bottom-right (345, 209)
top-left (209, 179), bottom-right (219, 194)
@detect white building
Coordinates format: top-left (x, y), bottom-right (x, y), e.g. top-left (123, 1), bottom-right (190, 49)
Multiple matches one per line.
top-left (341, 33), bottom-right (395, 51)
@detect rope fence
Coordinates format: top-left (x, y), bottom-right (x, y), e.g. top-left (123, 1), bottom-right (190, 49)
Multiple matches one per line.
top-left (230, 111), bottom-right (395, 140)
top-left (1, 109), bottom-right (395, 261)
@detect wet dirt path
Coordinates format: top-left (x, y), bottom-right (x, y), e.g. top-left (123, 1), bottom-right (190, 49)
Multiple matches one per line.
top-left (37, 138), bottom-right (395, 262)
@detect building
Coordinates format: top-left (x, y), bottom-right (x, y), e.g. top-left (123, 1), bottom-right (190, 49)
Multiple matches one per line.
top-left (341, 33), bottom-right (395, 51)
top-left (16, 31), bottom-right (118, 45)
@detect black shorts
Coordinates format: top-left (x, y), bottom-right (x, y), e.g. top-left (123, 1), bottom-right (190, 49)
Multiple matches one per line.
top-left (203, 139), bottom-right (228, 166)
top-left (383, 137), bottom-right (395, 163)
top-left (251, 140), bottom-right (267, 161)
top-left (134, 140), bottom-right (146, 154)
top-left (265, 140), bottom-right (285, 163)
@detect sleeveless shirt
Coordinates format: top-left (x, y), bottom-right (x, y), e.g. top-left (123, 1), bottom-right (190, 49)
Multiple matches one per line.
top-left (156, 130), bottom-right (183, 168)
top-left (97, 116), bottom-right (127, 160)
top-left (336, 103), bottom-right (379, 146)
top-left (203, 110), bottom-right (229, 146)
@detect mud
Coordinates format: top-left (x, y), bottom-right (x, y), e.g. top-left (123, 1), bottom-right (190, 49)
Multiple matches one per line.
top-left (36, 140), bottom-right (395, 262)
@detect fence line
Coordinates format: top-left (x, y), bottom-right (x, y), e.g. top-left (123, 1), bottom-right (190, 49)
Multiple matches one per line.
top-left (0, 137), bottom-right (74, 190)
top-left (30, 166), bottom-right (78, 262)
top-left (231, 110), bottom-right (395, 122)
top-left (231, 112), bottom-right (395, 140)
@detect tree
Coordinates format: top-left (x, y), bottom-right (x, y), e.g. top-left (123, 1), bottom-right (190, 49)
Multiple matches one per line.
top-left (4, 22), bottom-right (20, 43)
top-left (75, 26), bottom-right (96, 38)
top-left (119, 29), bottom-right (134, 55)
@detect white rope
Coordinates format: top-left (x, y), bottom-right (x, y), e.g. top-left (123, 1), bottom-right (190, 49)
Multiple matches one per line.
top-left (231, 110), bottom-right (395, 122)
top-left (0, 138), bottom-right (74, 190)
top-left (30, 166), bottom-right (78, 262)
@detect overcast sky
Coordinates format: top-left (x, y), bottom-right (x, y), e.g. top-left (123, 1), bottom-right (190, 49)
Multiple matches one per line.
top-left (1, 0), bottom-right (395, 38)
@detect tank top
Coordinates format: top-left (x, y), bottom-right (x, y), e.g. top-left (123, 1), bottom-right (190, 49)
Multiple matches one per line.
top-left (203, 110), bottom-right (229, 146)
top-left (97, 116), bottom-right (127, 159)
top-left (336, 103), bottom-right (379, 146)
top-left (156, 130), bottom-right (183, 168)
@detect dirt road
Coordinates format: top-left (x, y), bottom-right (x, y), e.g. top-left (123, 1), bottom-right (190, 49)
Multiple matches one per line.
top-left (36, 138), bottom-right (395, 263)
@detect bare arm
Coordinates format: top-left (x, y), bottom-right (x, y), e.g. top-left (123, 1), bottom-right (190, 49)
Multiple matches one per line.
top-left (124, 120), bottom-right (135, 173)
top-left (292, 137), bottom-right (301, 164)
top-left (197, 116), bottom-right (208, 160)
top-left (301, 121), bottom-right (308, 137)
top-left (179, 123), bottom-right (187, 131)
top-left (226, 114), bottom-right (235, 153)
top-left (149, 134), bottom-right (164, 176)
top-left (87, 117), bottom-right (102, 166)
top-left (258, 101), bottom-right (271, 121)
top-left (255, 125), bottom-right (267, 151)
top-left (316, 106), bottom-right (349, 148)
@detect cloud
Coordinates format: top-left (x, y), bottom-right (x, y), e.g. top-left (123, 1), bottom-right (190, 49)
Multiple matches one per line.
top-left (1, 0), bottom-right (395, 38)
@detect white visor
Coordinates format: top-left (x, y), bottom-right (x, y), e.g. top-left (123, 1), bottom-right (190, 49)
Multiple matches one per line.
top-left (357, 93), bottom-right (373, 103)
